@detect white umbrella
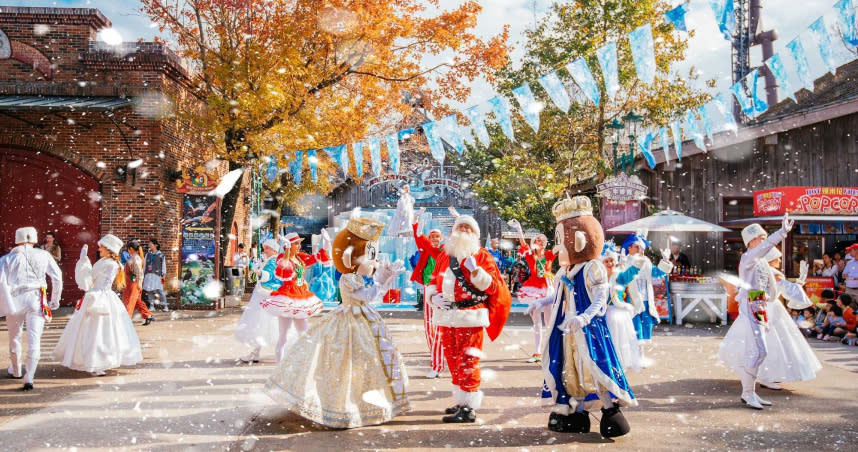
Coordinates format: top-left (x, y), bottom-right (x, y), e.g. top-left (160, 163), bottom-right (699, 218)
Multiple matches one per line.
top-left (606, 210), bottom-right (731, 233)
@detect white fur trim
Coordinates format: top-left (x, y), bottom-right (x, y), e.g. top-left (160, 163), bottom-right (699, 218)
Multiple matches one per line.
top-left (14, 227), bottom-right (37, 244)
top-left (433, 307), bottom-right (489, 328)
top-left (469, 267), bottom-right (492, 292)
top-left (551, 403), bottom-right (572, 415)
top-left (764, 247), bottom-right (782, 262)
top-left (452, 387), bottom-right (466, 404)
top-left (98, 234), bottom-right (123, 255)
top-left (460, 390), bottom-right (484, 410)
top-left (742, 224), bottom-right (766, 246)
top-left (453, 215), bottom-right (480, 237)
top-left (657, 259), bottom-right (673, 274)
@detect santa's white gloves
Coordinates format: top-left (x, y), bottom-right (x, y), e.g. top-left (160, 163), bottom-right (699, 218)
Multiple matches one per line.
top-left (49, 300), bottom-right (60, 310)
top-left (560, 315), bottom-right (586, 333)
top-left (797, 260), bottom-right (809, 285)
top-left (661, 247), bottom-right (671, 261)
top-left (782, 212), bottom-right (794, 233)
top-left (463, 256), bottom-right (477, 272)
top-left (79, 244), bottom-right (88, 261)
top-left (431, 293), bottom-right (453, 310)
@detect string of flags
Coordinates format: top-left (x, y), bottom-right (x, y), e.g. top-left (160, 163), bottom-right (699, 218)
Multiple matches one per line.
top-left (276, 0), bottom-right (858, 184)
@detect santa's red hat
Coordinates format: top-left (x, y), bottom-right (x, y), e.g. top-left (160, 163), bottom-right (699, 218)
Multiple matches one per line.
top-left (448, 206), bottom-right (480, 237)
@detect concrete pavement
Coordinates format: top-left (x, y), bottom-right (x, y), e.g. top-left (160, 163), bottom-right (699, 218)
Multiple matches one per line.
top-left (0, 308), bottom-right (857, 451)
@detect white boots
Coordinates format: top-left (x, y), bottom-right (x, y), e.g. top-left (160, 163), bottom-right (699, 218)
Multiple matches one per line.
top-left (740, 367), bottom-right (772, 410)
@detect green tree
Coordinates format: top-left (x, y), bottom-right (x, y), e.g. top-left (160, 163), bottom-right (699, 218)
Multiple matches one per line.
top-left (452, 0), bottom-right (711, 234)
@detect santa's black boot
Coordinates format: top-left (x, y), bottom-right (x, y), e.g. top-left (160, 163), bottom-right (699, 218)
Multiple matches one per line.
top-left (444, 404), bottom-right (460, 414)
top-left (600, 404), bottom-right (630, 438)
top-left (548, 411), bottom-right (590, 433)
top-left (442, 406), bottom-right (476, 423)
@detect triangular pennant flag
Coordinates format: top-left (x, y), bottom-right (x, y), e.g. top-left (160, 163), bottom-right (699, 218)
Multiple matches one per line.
top-left (682, 110), bottom-right (707, 151)
top-left (729, 80), bottom-right (755, 117)
top-left (786, 37), bottom-right (815, 91)
top-left (351, 142), bottom-right (364, 179)
top-left (835, 0), bottom-right (858, 46)
top-left (422, 120), bottom-right (446, 163)
top-left (709, 0), bottom-right (736, 40)
top-left (636, 131), bottom-right (658, 169)
top-left (664, 3), bottom-right (690, 32)
top-left (368, 137), bottom-right (382, 177)
top-left (512, 83), bottom-right (542, 133)
top-left (596, 41), bottom-right (620, 99)
top-left (566, 57), bottom-right (601, 106)
top-left (765, 53), bottom-right (796, 101)
top-left (459, 122), bottom-right (475, 147)
top-left (669, 121), bottom-right (683, 161)
top-left (323, 145), bottom-right (348, 177)
top-left (385, 133), bottom-right (400, 174)
top-left (306, 149), bottom-right (318, 183)
top-left (629, 24), bottom-right (656, 85)
top-left (465, 105), bottom-right (490, 146)
top-left (711, 93), bottom-right (738, 133)
top-left (538, 71), bottom-right (571, 113)
top-left (808, 16), bottom-right (840, 74)
top-left (289, 150), bottom-right (303, 185)
top-left (440, 114), bottom-right (465, 154)
top-left (487, 96), bottom-right (515, 141)
top-left (659, 126), bottom-right (673, 164)
top-left (697, 104), bottom-right (714, 141)
top-left (750, 68), bottom-right (769, 116)
top-left (266, 155), bottom-right (278, 183)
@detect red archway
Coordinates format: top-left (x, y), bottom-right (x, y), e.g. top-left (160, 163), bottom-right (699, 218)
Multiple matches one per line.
top-left (0, 148), bottom-right (101, 305)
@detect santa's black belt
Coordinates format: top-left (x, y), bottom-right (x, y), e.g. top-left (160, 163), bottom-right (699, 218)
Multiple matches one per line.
top-left (451, 298), bottom-right (486, 309)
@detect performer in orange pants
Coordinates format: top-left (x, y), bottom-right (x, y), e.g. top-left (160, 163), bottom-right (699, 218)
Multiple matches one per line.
top-left (122, 240), bottom-right (154, 325)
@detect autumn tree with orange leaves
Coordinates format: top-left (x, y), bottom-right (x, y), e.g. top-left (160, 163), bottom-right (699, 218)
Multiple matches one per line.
top-left (141, 0), bottom-right (509, 241)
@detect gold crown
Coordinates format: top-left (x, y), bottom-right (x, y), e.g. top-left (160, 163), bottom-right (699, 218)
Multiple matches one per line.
top-left (346, 217), bottom-right (385, 241)
top-left (553, 195), bottom-right (593, 222)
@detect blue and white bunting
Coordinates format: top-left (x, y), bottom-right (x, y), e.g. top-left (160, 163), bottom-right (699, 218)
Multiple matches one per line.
top-left (682, 110), bottom-right (707, 151)
top-left (629, 24), bottom-right (657, 85)
top-left (636, 131), bottom-right (658, 169)
top-left (596, 41), bottom-right (621, 99)
top-left (669, 121), bottom-right (683, 161)
top-left (398, 128), bottom-right (415, 141)
top-left (488, 96), bottom-right (515, 141)
top-left (565, 58), bottom-right (601, 106)
top-left (808, 17), bottom-right (840, 74)
top-left (440, 114), bottom-right (465, 154)
top-left (459, 122), bottom-right (475, 147)
top-left (385, 133), bottom-right (400, 174)
top-left (711, 93), bottom-right (738, 133)
top-left (512, 83), bottom-right (542, 133)
top-left (368, 137), bottom-right (382, 177)
top-left (659, 127), bottom-right (673, 163)
top-left (750, 68), bottom-right (769, 116)
top-left (786, 37), bottom-right (814, 91)
top-left (765, 53), bottom-right (796, 100)
top-left (835, 0), bottom-right (858, 45)
top-left (537, 71), bottom-right (572, 113)
top-left (729, 80), bottom-right (755, 117)
top-left (465, 105), bottom-right (490, 146)
top-left (306, 149), bottom-right (318, 183)
top-left (352, 142), bottom-right (364, 178)
top-left (664, 3), bottom-right (690, 32)
top-left (709, 0), bottom-right (736, 40)
top-left (289, 150), bottom-right (303, 185)
top-left (422, 121), bottom-right (446, 164)
top-left (697, 104), bottom-right (714, 141)
top-left (266, 156), bottom-right (278, 183)
top-left (323, 145), bottom-right (348, 177)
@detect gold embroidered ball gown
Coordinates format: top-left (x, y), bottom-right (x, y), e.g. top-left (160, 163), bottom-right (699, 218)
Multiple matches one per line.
top-left (264, 267), bottom-right (410, 428)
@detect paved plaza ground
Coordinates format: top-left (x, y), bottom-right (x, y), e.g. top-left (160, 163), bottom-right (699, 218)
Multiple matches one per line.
top-left (1, 306), bottom-right (857, 451)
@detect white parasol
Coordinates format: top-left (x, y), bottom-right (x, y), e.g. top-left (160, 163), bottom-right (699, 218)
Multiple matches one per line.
top-left (606, 210), bottom-right (731, 233)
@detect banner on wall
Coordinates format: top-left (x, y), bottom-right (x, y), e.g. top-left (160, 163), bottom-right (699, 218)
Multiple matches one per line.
top-left (177, 166), bottom-right (222, 307)
top-left (803, 276), bottom-right (836, 305)
top-left (753, 186), bottom-right (858, 216)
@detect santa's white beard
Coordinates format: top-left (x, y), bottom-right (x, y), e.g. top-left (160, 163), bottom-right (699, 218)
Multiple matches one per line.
top-left (446, 231), bottom-right (480, 259)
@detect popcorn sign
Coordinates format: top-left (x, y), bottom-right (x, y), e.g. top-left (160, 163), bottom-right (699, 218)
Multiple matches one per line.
top-left (754, 187), bottom-right (858, 216)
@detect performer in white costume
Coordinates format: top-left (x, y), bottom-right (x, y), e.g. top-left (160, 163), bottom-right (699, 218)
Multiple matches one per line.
top-left (756, 248), bottom-right (821, 388)
top-left (0, 227), bottom-right (62, 391)
top-left (718, 213), bottom-right (794, 410)
top-left (601, 242), bottom-right (645, 372)
top-left (264, 217), bottom-right (410, 428)
top-left (387, 184), bottom-right (415, 237)
top-left (236, 239), bottom-right (282, 363)
top-left (53, 235), bottom-right (142, 376)
top-left (622, 232), bottom-right (673, 350)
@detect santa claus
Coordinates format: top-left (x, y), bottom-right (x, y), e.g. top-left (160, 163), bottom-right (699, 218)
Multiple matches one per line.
top-left (426, 212), bottom-right (511, 423)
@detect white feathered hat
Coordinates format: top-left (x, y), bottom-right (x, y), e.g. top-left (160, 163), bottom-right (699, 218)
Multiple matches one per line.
top-left (14, 227), bottom-right (37, 245)
top-left (262, 238), bottom-right (280, 253)
top-left (763, 247), bottom-right (782, 263)
top-left (98, 234), bottom-right (124, 255)
top-left (448, 206), bottom-right (480, 237)
top-left (741, 223), bottom-right (767, 246)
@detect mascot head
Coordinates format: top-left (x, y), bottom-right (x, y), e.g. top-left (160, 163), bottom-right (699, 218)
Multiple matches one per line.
top-left (332, 216), bottom-right (385, 277)
top-left (551, 195), bottom-right (604, 267)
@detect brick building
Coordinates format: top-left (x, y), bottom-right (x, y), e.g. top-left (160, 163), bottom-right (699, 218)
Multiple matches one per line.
top-left (0, 7), bottom-right (252, 305)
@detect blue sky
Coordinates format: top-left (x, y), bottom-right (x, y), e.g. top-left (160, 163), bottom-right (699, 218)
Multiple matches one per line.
top-left (5, 0), bottom-right (843, 107)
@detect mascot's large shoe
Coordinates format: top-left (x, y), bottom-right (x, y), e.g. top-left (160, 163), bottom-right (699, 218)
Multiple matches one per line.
top-left (442, 406), bottom-right (476, 423)
top-left (599, 404), bottom-right (630, 438)
top-left (548, 411), bottom-right (590, 433)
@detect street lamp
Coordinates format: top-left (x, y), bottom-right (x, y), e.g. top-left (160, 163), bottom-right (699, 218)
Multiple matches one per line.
top-left (606, 118), bottom-right (625, 174)
top-left (620, 110), bottom-right (643, 174)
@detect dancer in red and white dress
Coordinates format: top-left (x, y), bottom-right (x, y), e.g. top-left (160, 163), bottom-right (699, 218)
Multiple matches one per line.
top-left (509, 219), bottom-right (556, 363)
top-left (410, 207), bottom-right (446, 378)
top-left (261, 231), bottom-right (329, 362)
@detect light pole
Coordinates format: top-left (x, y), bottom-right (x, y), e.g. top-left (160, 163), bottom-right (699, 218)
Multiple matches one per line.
top-left (606, 118), bottom-right (624, 175)
top-left (620, 111), bottom-right (643, 174)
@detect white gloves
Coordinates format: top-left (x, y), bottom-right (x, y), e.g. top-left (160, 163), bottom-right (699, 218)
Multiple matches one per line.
top-left (525, 296), bottom-right (553, 315)
top-left (49, 300), bottom-right (59, 310)
top-left (79, 244), bottom-right (88, 261)
top-left (661, 247), bottom-right (671, 261)
top-left (507, 219), bottom-right (524, 237)
top-left (560, 315), bottom-right (586, 333)
top-left (797, 260), bottom-right (809, 285)
top-left (375, 261), bottom-right (405, 288)
top-left (463, 256), bottom-right (477, 272)
top-left (782, 212), bottom-right (794, 232)
top-left (431, 292), bottom-right (452, 310)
